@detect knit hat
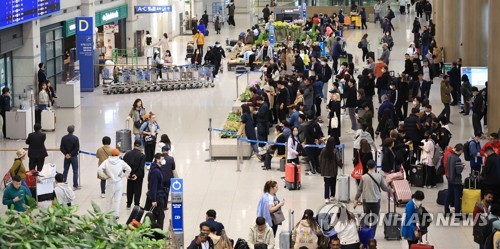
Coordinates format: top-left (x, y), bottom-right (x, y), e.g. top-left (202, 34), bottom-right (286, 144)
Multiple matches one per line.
top-left (111, 148), bottom-right (121, 156)
top-left (16, 148), bottom-right (26, 159)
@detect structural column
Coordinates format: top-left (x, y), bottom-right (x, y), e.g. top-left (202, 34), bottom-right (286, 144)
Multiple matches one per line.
top-left (126, 0), bottom-right (139, 50)
top-left (442, 0), bottom-right (461, 63)
top-left (80, 0), bottom-right (96, 49)
top-left (461, 0), bottom-right (488, 67)
top-left (12, 21), bottom-right (41, 107)
top-left (488, 0), bottom-right (500, 133)
top-left (433, 0), bottom-right (444, 47)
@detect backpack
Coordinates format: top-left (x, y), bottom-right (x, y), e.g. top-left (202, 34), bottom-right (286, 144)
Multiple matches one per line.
top-left (358, 41), bottom-right (363, 48)
top-left (474, 215), bottom-right (498, 245)
top-left (295, 223), bottom-right (317, 245)
top-left (145, 36), bottom-right (152, 46)
top-left (463, 140), bottom-right (471, 161)
top-left (417, 206), bottom-right (432, 235)
top-left (234, 238), bottom-right (250, 249)
top-left (334, 148), bottom-right (343, 169)
top-left (432, 143), bottom-right (443, 168)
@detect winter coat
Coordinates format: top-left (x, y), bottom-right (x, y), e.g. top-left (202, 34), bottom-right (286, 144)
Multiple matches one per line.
top-left (440, 81), bottom-right (453, 104)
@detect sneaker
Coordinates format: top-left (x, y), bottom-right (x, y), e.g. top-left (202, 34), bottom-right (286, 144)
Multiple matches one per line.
top-left (101, 193), bottom-right (105, 198)
top-left (325, 199), bottom-right (330, 204)
top-left (305, 171), bottom-right (313, 176)
top-left (330, 197), bottom-right (337, 202)
top-left (74, 186), bottom-right (81, 191)
top-left (126, 205), bottom-right (131, 210)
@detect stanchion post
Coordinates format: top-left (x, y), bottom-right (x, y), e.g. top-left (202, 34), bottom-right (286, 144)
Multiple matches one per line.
top-left (246, 71), bottom-right (249, 86)
top-left (78, 153), bottom-right (82, 187)
top-left (236, 75), bottom-right (239, 99)
top-left (236, 136), bottom-right (242, 172)
top-left (205, 118), bottom-right (216, 162)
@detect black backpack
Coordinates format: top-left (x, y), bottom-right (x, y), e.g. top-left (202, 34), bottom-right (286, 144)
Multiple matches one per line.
top-left (474, 215), bottom-right (498, 245)
top-left (417, 206), bottom-right (432, 235)
top-left (234, 238), bottom-right (250, 249)
top-left (463, 140), bottom-right (471, 161)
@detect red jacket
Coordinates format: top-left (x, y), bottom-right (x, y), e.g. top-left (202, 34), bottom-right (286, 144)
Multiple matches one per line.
top-left (443, 146), bottom-right (454, 177)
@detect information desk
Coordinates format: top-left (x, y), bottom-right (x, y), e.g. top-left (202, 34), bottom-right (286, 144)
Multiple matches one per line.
top-left (57, 80), bottom-right (81, 108)
top-left (6, 108), bottom-right (34, 140)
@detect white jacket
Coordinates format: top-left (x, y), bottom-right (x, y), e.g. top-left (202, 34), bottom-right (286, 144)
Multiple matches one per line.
top-left (334, 219), bottom-right (360, 245)
top-left (98, 156), bottom-right (131, 183)
top-left (54, 182), bottom-right (75, 205)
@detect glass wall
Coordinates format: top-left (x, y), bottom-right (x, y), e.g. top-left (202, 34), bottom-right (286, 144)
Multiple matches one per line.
top-left (41, 25), bottom-right (65, 89)
top-left (0, 53), bottom-right (13, 102)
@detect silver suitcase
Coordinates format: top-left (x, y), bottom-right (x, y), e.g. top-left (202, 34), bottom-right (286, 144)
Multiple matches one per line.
top-left (279, 209), bottom-right (294, 249)
top-left (336, 144), bottom-right (350, 202)
top-left (41, 109), bottom-right (56, 131)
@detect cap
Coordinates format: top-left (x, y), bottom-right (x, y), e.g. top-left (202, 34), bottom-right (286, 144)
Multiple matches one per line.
top-left (162, 146), bottom-right (171, 152)
top-left (134, 139), bottom-right (142, 147)
top-left (111, 148), bottom-right (121, 156)
top-left (16, 148), bottom-right (26, 159)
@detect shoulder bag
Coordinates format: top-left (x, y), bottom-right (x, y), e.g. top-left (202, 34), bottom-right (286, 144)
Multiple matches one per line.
top-left (271, 195), bottom-right (285, 225)
top-left (351, 151), bottom-right (363, 180)
top-left (143, 122), bottom-right (157, 145)
top-left (97, 147), bottom-right (110, 180)
top-left (330, 111), bottom-right (339, 129)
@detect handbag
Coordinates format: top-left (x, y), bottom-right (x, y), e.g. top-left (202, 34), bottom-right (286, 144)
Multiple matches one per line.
top-left (351, 151), bottom-right (363, 180)
top-left (329, 112), bottom-right (339, 129)
top-left (271, 209), bottom-right (285, 225)
top-left (3, 160), bottom-right (22, 188)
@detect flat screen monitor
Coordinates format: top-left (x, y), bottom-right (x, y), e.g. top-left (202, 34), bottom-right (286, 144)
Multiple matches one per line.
top-left (0, 0), bottom-right (61, 30)
top-left (461, 67), bottom-right (488, 88)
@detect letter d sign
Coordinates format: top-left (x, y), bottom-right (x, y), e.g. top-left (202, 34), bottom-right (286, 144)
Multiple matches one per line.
top-left (76, 17), bottom-right (93, 35)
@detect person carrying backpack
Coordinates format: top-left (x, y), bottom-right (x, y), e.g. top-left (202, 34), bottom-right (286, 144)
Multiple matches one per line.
top-left (468, 132), bottom-right (483, 173)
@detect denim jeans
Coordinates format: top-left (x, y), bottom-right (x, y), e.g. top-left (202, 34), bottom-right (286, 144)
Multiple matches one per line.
top-left (63, 156), bottom-right (79, 188)
top-left (100, 180), bottom-right (106, 194)
top-left (348, 107), bottom-right (357, 130)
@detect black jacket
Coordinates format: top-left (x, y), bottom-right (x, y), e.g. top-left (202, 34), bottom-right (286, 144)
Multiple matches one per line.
top-left (123, 148), bottom-right (146, 179)
top-left (482, 153), bottom-right (500, 185)
top-left (382, 146), bottom-right (397, 173)
top-left (0, 95), bottom-right (11, 112)
top-left (204, 218), bottom-right (225, 236)
top-left (256, 102), bottom-right (269, 124)
top-left (26, 131), bottom-right (48, 158)
top-left (38, 69), bottom-right (47, 85)
top-left (305, 120), bottom-right (323, 145)
top-left (404, 114), bottom-right (423, 143)
top-left (412, 20), bottom-right (421, 33)
top-left (60, 133), bottom-right (80, 157)
top-left (404, 59), bottom-right (413, 76)
top-left (376, 72), bottom-right (391, 91)
top-left (473, 90), bottom-right (486, 114)
top-left (447, 66), bottom-right (460, 86)
top-left (344, 85), bottom-right (357, 108)
top-left (322, 64), bottom-right (333, 83)
top-left (212, 46), bottom-right (226, 65)
top-left (396, 81), bottom-right (410, 106)
top-left (160, 153), bottom-right (176, 187)
top-left (293, 55), bottom-right (305, 74)
top-left (187, 236), bottom-right (214, 249)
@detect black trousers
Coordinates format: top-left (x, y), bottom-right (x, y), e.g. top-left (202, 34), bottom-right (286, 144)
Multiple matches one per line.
top-left (144, 143), bottom-right (156, 162)
top-left (362, 201), bottom-right (381, 234)
top-left (315, 97), bottom-right (322, 117)
top-left (257, 122), bottom-right (268, 147)
top-left (440, 103), bottom-right (451, 123)
top-left (361, 18), bottom-right (367, 29)
top-left (452, 84), bottom-right (461, 104)
top-left (228, 16), bottom-right (235, 26)
top-left (144, 194), bottom-right (166, 229)
top-left (29, 156), bottom-right (45, 171)
top-left (399, 6), bottom-right (405, 14)
top-left (361, 47), bottom-right (368, 61)
top-left (472, 112), bottom-right (483, 135)
top-left (213, 62), bottom-right (221, 77)
top-left (425, 11), bottom-right (431, 21)
top-left (126, 178), bottom-right (144, 207)
top-left (197, 45), bottom-right (204, 60)
top-left (277, 106), bottom-right (287, 123)
top-left (264, 16), bottom-right (269, 23)
top-left (1, 111), bottom-right (5, 138)
top-left (323, 177), bottom-right (336, 199)
top-left (306, 147), bottom-right (320, 173)
top-left (424, 165), bottom-right (436, 187)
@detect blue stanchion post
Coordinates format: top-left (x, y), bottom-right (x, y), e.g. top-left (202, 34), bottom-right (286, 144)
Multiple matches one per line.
top-left (205, 118), bottom-right (216, 162)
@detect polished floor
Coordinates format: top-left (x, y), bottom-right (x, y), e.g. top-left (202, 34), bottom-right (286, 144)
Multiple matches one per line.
top-left (0, 9), bottom-right (485, 249)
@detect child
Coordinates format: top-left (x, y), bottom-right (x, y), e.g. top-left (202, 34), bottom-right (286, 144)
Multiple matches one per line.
top-left (53, 173), bottom-right (75, 206)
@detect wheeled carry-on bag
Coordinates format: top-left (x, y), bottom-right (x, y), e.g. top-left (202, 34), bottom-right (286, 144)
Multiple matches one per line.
top-left (410, 164), bottom-right (425, 187)
top-left (391, 179), bottom-right (412, 206)
top-left (279, 209), bottom-right (294, 249)
top-left (285, 163), bottom-right (301, 190)
top-left (116, 120), bottom-right (132, 153)
top-left (336, 144), bottom-right (350, 202)
top-left (126, 205), bottom-right (145, 225)
top-left (384, 193), bottom-right (402, 240)
top-left (41, 109), bottom-right (56, 131)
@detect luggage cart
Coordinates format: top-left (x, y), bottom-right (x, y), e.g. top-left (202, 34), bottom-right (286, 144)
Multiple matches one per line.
top-left (36, 176), bottom-right (55, 207)
top-left (202, 65), bottom-right (215, 88)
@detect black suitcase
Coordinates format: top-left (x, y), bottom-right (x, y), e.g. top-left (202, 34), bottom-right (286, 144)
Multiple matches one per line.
top-left (409, 164), bottom-right (425, 187)
top-left (230, 40), bottom-right (238, 46)
top-left (126, 205), bottom-right (144, 225)
top-left (436, 189), bottom-right (454, 206)
top-left (464, 172), bottom-right (481, 190)
top-left (116, 121), bottom-right (132, 153)
top-left (384, 194), bottom-right (402, 240)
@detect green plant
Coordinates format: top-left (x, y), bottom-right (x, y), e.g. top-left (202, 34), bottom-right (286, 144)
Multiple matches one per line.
top-left (0, 202), bottom-right (169, 248)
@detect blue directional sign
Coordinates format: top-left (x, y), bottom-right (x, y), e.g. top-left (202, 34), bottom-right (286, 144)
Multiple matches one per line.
top-left (76, 17), bottom-right (95, 92)
top-left (269, 24), bottom-right (275, 32)
top-left (302, 3), bottom-right (307, 19)
top-left (134, 5), bottom-right (172, 14)
top-left (270, 35), bottom-right (275, 46)
top-left (171, 178), bottom-right (183, 233)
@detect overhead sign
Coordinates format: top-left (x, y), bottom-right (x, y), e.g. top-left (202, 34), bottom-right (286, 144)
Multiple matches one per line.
top-left (302, 3), bottom-right (307, 19)
top-left (0, 0), bottom-right (61, 31)
top-left (135, 5), bottom-right (172, 13)
top-left (76, 17), bottom-right (95, 92)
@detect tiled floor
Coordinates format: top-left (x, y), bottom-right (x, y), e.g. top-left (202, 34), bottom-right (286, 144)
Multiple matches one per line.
top-left (0, 10), bottom-right (484, 249)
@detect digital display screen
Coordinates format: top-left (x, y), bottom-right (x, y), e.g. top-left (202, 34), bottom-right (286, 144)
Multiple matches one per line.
top-left (461, 67), bottom-right (488, 87)
top-left (0, 0), bottom-right (61, 30)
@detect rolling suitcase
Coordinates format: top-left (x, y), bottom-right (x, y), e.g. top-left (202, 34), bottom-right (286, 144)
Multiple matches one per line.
top-left (279, 158), bottom-right (286, 172)
top-left (126, 205), bottom-right (145, 225)
top-left (384, 194), bottom-right (402, 240)
top-left (409, 164), bottom-right (425, 187)
top-left (116, 121), bottom-right (132, 153)
top-left (41, 109), bottom-right (56, 131)
top-left (373, 149), bottom-right (383, 172)
top-left (285, 163), bottom-right (301, 190)
top-left (464, 171), bottom-right (482, 190)
top-left (279, 209), bottom-right (294, 249)
top-left (462, 188), bottom-right (481, 214)
top-left (336, 144), bottom-right (350, 202)
top-left (392, 179), bottom-right (412, 206)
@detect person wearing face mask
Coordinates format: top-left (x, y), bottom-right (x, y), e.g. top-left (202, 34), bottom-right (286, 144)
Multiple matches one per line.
top-left (123, 140), bottom-right (146, 209)
top-left (287, 127), bottom-right (301, 164)
top-left (253, 96), bottom-right (270, 148)
top-left (402, 190), bottom-right (425, 247)
top-left (144, 153), bottom-right (167, 229)
top-left (444, 143), bottom-right (465, 218)
top-left (212, 41), bottom-right (226, 78)
top-left (418, 105), bottom-right (437, 132)
top-left (97, 148), bottom-right (132, 218)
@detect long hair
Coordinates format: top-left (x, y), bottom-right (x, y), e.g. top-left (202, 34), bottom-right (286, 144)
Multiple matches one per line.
top-left (299, 209), bottom-right (320, 233)
top-left (360, 139), bottom-right (371, 153)
top-left (320, 137), bottom-right (337, 161)
top-left (133, 98), bottom-right (143, 108)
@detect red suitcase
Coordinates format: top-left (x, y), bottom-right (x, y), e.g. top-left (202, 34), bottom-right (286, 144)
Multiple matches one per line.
top-left (410, 244), bottom-right (434, 249)
top-left (285, 163), bottom-right (301, 190)
top-left (391, 179), bottom-right (412, 206)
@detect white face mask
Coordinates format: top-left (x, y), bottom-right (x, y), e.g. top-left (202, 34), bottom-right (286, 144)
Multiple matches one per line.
top-left (425, 112), bottom-right (431, 115)
top-left (413, 101), bottom-right (418, 106)
top-left (381, 69), bottom-right (386, 73)
top-left (293, 131), bottom-right (299, 136)
top-left (160, 159), bottom-right (166, 165)
top-left (414, 200), bottom-right (422, 207)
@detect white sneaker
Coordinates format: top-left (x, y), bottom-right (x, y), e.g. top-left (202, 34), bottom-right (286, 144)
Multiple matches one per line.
top-left (325, 199), bottom-right (330, 204)
top-left (101, 194), bottom-right (105, 198)
top-left (330, 197), bottom-right (337, 202)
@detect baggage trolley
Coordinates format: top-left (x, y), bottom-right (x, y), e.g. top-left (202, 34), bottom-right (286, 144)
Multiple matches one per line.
top-left (166, 67), bottom-right (178, 90)
top-left (137, 69), bottom-right (146, 84)
top-left (203, 66), bottom-right (215, 88)
top-left (36, 175), bottom-right (55, 208)
top-left (178, 66), bottom-right (187, 90)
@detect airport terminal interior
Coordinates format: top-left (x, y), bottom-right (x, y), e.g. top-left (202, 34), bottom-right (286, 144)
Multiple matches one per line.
top-left (0, 0), bottom-right (498, 248)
